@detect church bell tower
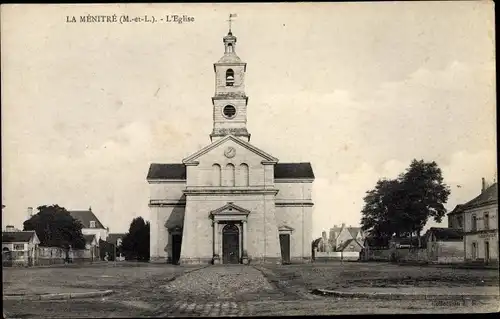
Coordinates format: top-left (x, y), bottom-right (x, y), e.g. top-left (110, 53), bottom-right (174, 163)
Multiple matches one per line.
top-left (210, 28), bottom-right (250, 142)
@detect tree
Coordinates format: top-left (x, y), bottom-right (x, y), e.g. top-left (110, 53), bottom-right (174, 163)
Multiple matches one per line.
top-left (122, 217), bottom-right (150, 261)
top-left (360, 159), bottom-right (450, 248)
top-left (23, 205), bottom-right (86, 250)
top-left (399, 159), bottom-right (451, 247)
top-left (361, 179), bottom-right (405, 239)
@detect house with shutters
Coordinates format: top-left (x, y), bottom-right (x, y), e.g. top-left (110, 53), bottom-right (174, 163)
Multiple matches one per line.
top-left (460, 180), bottom-right (497, 264)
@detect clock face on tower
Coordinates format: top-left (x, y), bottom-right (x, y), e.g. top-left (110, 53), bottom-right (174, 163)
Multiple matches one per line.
top-left (224, 146), bottom-right (236, 158)
top-left (223, 105), bottom-right (237, 119)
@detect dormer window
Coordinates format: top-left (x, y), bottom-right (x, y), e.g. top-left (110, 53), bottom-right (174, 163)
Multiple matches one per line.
top-left (226, 69), bottom-right (234, 86)
top-left (90, 221), bottom-right (96, 228)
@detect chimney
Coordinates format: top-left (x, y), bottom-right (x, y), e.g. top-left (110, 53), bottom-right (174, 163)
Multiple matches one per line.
top-left (341, 223), bottom-right (346, 228)
top-left (5, 225), bottom-right (15, 232)
top-left (27, 207), bottom-right (33, 218)
top-left (333, 224), bottom-right (337, 228)
top-left (482, 178), bottom-right (486, 193)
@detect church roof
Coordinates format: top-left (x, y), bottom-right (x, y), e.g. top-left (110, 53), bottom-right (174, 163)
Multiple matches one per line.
top-left (147, 162), bottom-right (315, 180)
top-left (274, 163), bottom-right (315, 179)
top-left (147, 163), bottom-right (187, 180)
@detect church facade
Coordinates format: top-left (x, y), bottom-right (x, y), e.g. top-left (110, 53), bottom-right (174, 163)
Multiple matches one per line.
top-left (148, 29), bottom-right (315, 265)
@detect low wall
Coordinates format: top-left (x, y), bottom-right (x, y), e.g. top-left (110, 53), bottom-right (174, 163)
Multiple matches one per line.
top-left (363, 243), bottom-right (465, 265)
top-left (435, 241), bottom-right (464, 264)
top-left (362, 249), bottom-right (392, 261)
top-left (3, 246), bottom-right (95, 267)
top-left (314, 251), bottom-right (360, 261)
top-left (396, 248), bottom-right (428, 263)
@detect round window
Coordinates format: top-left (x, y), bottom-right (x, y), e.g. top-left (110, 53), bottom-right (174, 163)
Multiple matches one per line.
top-left (223, 105), bottom-right (236, 118)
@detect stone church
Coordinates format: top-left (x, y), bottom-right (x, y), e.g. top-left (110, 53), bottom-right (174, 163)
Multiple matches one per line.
top-left (148, 29), bottom-right (315, 265)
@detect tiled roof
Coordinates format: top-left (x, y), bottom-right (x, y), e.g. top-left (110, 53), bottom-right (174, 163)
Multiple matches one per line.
top-left (274, 163), bottom-right (315, 179)
top-left (69, 210), bottom-right (106, 229)
top-left (147, 162), bottom-right (315, 180)
top-left (428, 227), bottom-right (463, 241)
top-left (107, 233), bottom-right (126, 245)
top-left (347, 227), bottom-right (362, 238)
top-left (447, 204), bottom-right (464, 216)
top-left (329, 225), bottom-right (362, 241)
top-left (461, 183), bottom-right (498, 210)
top-left (337, 238), bottom-right (363, 252)
top-left (2, 231), bottom-right (36, 243)
top-left (147, 164), bottom-right (187, 180)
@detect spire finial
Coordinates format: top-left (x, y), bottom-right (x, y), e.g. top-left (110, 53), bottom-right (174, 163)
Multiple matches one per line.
top-left (227, 13), bottom-right (237, 33)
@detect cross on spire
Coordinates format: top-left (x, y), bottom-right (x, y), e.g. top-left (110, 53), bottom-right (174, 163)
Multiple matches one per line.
top-left (227, 13), bottom-right (237, 33)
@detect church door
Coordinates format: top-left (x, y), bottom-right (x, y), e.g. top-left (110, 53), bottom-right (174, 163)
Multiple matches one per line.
top-left (172, 234), bottom-right (182, 265)
top-left (222, 224), bottom-right (240, 264)
top-left (279, 234), bottom-right (291, 264)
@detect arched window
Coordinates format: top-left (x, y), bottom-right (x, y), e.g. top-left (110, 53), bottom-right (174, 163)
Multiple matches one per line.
top-left (225, 163), bottom-right (235, 186)
top-left (212, 164), bottom-right (221, 186)
top-left (239, 163), bottom-right (249, 186)
top-left (226, 69), bottom-right (235, 86)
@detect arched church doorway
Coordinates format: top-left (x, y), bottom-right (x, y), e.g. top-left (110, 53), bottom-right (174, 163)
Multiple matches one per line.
top-left (222, 224), bottom-right (240, 264)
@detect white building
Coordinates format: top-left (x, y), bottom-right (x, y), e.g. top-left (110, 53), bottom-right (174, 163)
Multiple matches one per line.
top-left (148, 28), bottom-right (315, 265)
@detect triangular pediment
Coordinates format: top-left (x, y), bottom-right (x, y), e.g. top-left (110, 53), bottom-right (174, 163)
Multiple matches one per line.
top-left (182, 135), bottom-right (278, 165)
top-left (209, 202), bottom-right (250, 217)
top-left (278, 225), bottom-right (295, 232)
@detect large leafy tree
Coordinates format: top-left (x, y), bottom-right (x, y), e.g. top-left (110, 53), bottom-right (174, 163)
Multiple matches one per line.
top-left (399, 159), bottom-right (451, 246)
top-left (23, 205), bottom-right (86, 250)
top-left (361, 159), bottom-right (450, 247)
top-left (122, 217), bottom-right (150, 261)
top-left (361, 179), bottom-right (404, 239)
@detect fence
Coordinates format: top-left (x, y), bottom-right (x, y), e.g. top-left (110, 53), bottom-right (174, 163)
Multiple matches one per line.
top-left (314, 251), bottom-right (360, 261)
top-left (3, 246), bottom-right (97, 267)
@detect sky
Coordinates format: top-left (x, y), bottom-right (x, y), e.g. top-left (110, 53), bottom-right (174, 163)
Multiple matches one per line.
top-left (1, 2), bottom-right (497, 238)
